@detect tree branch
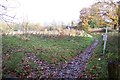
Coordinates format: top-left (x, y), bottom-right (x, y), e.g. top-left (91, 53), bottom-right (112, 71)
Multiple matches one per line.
top-left (0, 16), bottom-right (12, 29)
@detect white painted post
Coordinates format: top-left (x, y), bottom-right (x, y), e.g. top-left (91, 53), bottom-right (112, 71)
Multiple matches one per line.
top-left (68, 26), bottom-right (70, 30)
top-left (103, 27), bottom-right (108, 54)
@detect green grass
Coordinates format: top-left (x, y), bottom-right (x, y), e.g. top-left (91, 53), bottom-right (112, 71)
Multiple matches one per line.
top-left (2, 34), bottom-right (94, 77)
top-left (3, 52), bottom-right (25, 71)
top-left (2, 35), bottom-right (94, 64)
top-left (86, 32), bottom-right (119, 78)
top-left (2, 52), bottom-right (25, 77)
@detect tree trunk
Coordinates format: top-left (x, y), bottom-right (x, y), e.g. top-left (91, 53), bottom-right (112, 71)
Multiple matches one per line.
top-left (119, 17), bottom-right (120, 32)
top-left (114, 24), bottom-right (117, 29)
top-left (118, 1), bottom-right (120, 32)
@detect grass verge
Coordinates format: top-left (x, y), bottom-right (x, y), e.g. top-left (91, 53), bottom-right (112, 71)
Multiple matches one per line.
top-left (86, 32), bottom-right (119, 79)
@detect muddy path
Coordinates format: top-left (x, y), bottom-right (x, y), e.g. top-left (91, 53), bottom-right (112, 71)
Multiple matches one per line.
top-left (26, 39), bottom-right (99, 78)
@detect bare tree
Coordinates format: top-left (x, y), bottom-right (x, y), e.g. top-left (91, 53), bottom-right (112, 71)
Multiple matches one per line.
top-left (0, 0), bottom-right (19, 29)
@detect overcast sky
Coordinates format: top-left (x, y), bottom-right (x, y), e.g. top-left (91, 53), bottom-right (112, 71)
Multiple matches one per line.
top-left (1, 0), bottom-right (119, 25)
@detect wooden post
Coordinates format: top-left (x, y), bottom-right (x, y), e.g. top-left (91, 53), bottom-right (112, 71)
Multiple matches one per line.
top-left (108, 61), bottom-right (120, 80)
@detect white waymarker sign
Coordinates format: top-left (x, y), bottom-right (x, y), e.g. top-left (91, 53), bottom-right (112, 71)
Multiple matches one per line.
top-left (103, 27), bottom-right (108, 54)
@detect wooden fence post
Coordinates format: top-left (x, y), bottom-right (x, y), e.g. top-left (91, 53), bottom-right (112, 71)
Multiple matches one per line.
top-left (108, 60), bottom-right (120, 80)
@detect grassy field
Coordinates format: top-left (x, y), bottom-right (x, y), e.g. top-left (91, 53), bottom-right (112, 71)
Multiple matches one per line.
top-left (86, 32), bottom-right (119, 79)
top-left (2, 34), bottom-right (94, 77)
